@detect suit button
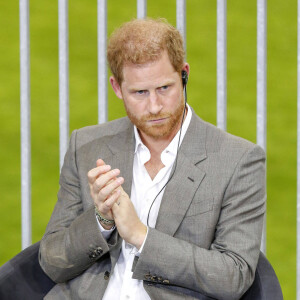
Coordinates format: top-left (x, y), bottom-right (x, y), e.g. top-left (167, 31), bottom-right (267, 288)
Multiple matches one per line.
top-left (163, 279), bottom-right (170, 284)
top-left (89, 252), bottom-right (97, 259)
top-left (144, 274), bottom-right (151, 280)
top-left (96, 247), bottom-right (103, 255)
top-left (104, 271), bottom-right (110, 280)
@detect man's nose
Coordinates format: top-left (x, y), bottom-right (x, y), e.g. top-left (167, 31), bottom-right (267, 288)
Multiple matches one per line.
top-left (147, 91), bottom-right (163, 115)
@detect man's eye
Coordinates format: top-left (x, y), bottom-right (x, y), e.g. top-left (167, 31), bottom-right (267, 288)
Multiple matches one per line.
top-left (136, 90), bottom-right (145, 95)
top-left (160, 85), bottom-right (169, 91)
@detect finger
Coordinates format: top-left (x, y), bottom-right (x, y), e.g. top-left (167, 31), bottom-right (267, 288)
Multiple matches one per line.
top-left (93, 169), bottom-right (120, 191)
top-left (98, 189), bottom-right (120, 215)
top-left (87, 164), bottom-right (111, 183)
top-left (96, 177), bottom-right (124, 200)
top-left (104, 189), bottom-right (121, 207)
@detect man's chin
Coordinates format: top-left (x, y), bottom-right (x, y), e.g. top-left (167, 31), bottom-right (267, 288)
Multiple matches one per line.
top-left (138, 125), bottom-right (173, 140)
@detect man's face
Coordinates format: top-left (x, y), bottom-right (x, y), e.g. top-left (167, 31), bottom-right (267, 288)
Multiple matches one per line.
top-left (110, 51), bottom-right (189, 142)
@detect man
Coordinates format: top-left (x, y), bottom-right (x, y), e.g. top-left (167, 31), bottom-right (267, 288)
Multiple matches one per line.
top-left (39, 18), bottom-right (266, 300)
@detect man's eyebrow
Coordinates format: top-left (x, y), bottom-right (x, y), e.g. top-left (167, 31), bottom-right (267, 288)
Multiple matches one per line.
top-left (159, 80), bottom-right (175, 87)
top-left (127, 79), bottom-right (176, 92)
top-left (128, 87), bottom-right (146, 92)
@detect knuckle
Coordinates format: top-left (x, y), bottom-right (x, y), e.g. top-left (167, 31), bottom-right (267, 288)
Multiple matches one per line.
top-left (104, 201), bottom-right (111, 209)
top-left (92, 184), bottom-right (99, 194)
top-left (95, 177), bottom-right (103, 189)
top-left (112, 191), bottom-right (119, 200)
top-left (101, 185), bottom-right (109, 195)
top-left (87, 172), bottom-right (93, 181)
top-left (110, 193), bottom-right (117, 200)
top-left (108, 170), bottom-right (117, 178)
top-left (98, 190), bottom-right (106, 200)
top-left (98, 201), bottom-right (107, 209)
top-left (112, 179), bottom-right (120, 188)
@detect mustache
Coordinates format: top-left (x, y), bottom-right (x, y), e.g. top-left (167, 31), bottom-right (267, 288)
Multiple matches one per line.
top-left (141, 113), bottom-right (171, 122)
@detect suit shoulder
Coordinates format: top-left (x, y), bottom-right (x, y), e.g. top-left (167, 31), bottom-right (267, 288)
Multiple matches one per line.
top-left (72, 117), bottom-right (132, 147)
top-left (195, 115), bottom-right (265, 157)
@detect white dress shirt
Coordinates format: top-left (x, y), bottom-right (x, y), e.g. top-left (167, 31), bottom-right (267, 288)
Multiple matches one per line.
top-left (101, 105), bottom-right (192, 300)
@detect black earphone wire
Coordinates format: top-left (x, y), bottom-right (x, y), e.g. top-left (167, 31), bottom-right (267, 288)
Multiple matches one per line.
top-left (146, 84), bottom-right (187, 226)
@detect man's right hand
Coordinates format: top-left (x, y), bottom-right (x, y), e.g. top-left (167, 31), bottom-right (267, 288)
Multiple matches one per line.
top-left (87, 159), bottom-right (124, 225)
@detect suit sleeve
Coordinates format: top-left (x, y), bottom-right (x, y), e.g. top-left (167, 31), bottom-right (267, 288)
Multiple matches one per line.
top-left (131, 144), bottom-right (266, 300)
top-left (39, 130), bottom-right (120, 283)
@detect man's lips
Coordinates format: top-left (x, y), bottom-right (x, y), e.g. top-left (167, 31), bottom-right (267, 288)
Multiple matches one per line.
top-left (147, 117), bottom-right (168, 124)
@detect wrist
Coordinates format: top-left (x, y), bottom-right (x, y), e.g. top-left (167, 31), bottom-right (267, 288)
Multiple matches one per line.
top-left (100, 222), bottom-right (115, 230)
top-left (95, 206), bottom-right (115, 227)
top-left (131, 223), bottom-right (147, 249)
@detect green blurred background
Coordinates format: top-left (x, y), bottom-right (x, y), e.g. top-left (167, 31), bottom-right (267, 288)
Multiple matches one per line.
top-left (0, 0), bottom-right (296, 298)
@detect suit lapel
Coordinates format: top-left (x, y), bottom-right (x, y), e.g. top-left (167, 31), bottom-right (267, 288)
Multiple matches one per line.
top-left (102, 122), bottom-right (135, 196)
top-left (82, 119), bottom-right (135, 199)
top-left (155, 112), bottom-right (208, 236)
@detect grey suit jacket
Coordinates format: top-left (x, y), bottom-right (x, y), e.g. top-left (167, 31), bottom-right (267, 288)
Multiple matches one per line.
top-left (39, 110), bottom-right (266, 300)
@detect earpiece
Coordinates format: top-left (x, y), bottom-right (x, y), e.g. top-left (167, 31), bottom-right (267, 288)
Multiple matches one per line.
top-left (181, 70), bottom-right (188, 104)
top-left (181, 70), bottom-right (188, 86)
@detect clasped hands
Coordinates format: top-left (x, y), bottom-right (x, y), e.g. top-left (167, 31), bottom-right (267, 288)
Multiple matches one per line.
top-left (88, 159), bottom-right (147, 249)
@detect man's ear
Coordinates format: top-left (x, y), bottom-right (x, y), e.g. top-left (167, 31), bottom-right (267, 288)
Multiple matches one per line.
top-left (182, 62), bottom-right (190, 77)
top-left (110, 76), bottom-right (123, 99)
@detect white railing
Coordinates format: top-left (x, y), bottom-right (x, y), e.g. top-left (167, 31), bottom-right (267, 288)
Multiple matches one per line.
top-left (257, 0), bottom-right (267, 255)
top-left (216, 0), bottom-right (227, 132)
top-left (297, 0), bottom-right (300, 298)
top-left (58, 0), bottom-right (69, 170)
top-left (20, 0), bottom-right (31, 249)
top-left (98, 0), bottom-right (108, 125)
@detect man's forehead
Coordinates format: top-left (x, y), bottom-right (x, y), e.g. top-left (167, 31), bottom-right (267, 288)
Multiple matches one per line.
top-left (122, 63), bottom-right (178, 89)
top-left (122, 51), bottom-right (177, 78)
top-left (123, 50), bottom-right (171, 69)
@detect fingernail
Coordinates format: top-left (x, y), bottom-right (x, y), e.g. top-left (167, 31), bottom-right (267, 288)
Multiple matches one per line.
top-left (113, 169), bottom-right (120, 175)
top-left (117, 177), bottom-right (124, 184)
top-left (103, 165), bottom-right (111, 171)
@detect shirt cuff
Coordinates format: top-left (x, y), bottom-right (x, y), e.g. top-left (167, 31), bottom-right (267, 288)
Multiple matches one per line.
top-left (136, 226), bottom-right (149, 257)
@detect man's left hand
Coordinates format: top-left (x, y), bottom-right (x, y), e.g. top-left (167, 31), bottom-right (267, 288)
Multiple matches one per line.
top-left (112, 188), bottom-right (147, 250)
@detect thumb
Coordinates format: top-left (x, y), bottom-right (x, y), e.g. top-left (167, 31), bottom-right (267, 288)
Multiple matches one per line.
top-left (96, 159), bottom-right (105, 167)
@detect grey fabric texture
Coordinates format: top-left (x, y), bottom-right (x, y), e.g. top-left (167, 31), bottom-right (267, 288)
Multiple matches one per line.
top-left (38, 111), bottom-right (267, 300)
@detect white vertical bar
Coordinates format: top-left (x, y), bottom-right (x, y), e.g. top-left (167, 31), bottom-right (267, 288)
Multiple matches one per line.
top-left (20, 0), bottom-right (31, 249)
top-left (98, 0), bottom-right (108, 124)
top-left (176, 0), bottom-right (186, 52)
top-left (59, 0), bottom-right (69, 169)
top-left (297, 0), bottom-right (300, 297)
top-left (257, 0), bottom-right (267, 255)
top-left (217, 0), bottom-right (227, 131)
top-left (137, 0), bottom-right (147, 19)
